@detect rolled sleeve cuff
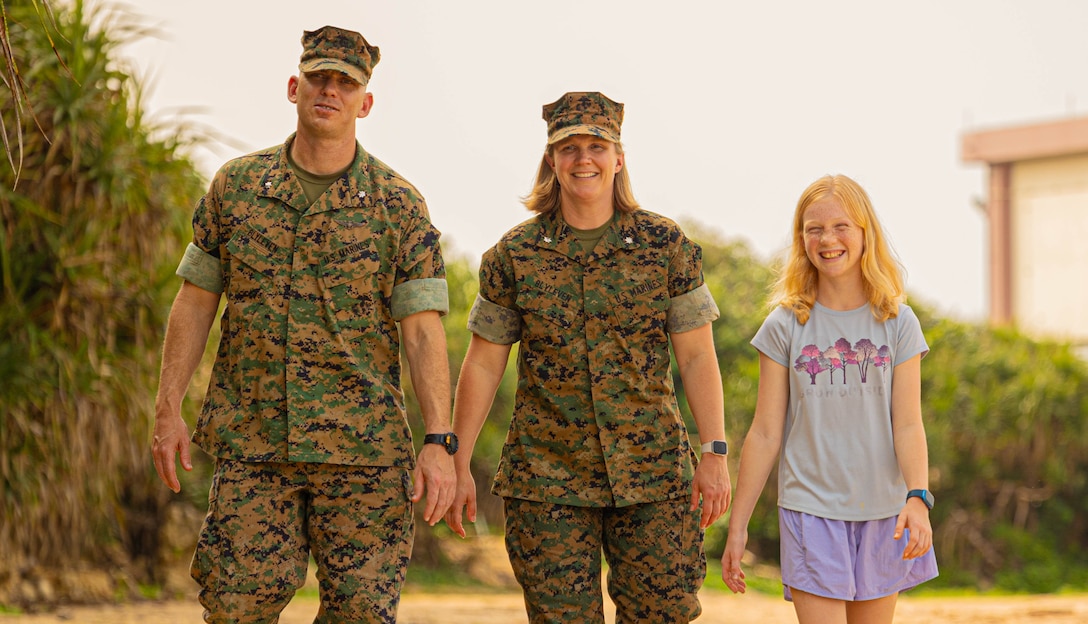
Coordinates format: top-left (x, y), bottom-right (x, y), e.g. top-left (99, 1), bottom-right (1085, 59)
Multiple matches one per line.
top-left (667, 283), bottom-right (720, 333)
top-left (466, 294), bottom-right (521, 345)
top-left (176, 242), bottom-right (223, 294)
top-left (391, 278), bottom-right (449, 320)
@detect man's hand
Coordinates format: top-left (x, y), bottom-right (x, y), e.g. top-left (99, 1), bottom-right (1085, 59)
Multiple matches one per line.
top-left (690, 454), bottom-right (732, 529)
top-left (151, 413), bottom-right (192, 493)
top-left (411, 442), bottom-right (456, 526)
top-left (152, 281), bottom-right (218, 494)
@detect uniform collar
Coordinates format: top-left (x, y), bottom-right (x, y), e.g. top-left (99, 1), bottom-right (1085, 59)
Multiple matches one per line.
top-left (535, 208), bottom-right (641, 263)
top-left (257, 134), bottom-right (373, 215)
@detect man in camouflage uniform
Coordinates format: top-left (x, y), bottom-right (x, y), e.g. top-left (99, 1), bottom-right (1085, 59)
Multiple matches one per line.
top-left (152, 26), bottom-right (457, 623)
top-left (445, 92), bottom-right (733, 623)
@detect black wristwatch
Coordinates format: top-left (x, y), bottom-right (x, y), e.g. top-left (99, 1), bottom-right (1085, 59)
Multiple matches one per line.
top-left (423, 432), bottom-right (459, 455)
top-left (906, 489), bottom-right (934, 510)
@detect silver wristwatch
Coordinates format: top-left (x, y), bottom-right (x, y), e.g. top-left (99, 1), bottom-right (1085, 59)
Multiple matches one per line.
top-left (700, 440), bottom-right (728, 456)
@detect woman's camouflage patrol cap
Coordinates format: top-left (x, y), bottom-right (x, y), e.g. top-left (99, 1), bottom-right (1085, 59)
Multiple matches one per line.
top-left (299, 25), bottom-right (380, 85)
top-left (542, 92), bottom-right (623, 145)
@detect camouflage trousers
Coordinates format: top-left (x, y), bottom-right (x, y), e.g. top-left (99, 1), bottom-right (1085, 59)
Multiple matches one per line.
top-left (191, 459), bottom-right (413, 624)
top-left (503, 497), bottom-right (706, 624)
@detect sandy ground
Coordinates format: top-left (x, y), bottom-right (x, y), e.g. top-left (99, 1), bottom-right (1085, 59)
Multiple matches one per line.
top-left (2, 590), bottom-right (1086, 623)
top-left (2, 537), bottom-right (1085, 623)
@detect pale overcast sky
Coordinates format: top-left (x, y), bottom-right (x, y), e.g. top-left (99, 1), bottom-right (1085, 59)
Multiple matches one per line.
top-left (120, 0), bottom-right (1088, 322)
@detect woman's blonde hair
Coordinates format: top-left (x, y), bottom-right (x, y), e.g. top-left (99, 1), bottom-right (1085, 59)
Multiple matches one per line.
top-left (773, 174), bottom-right (905, 324)
top-left (521, 141), bottom-right (640, 215)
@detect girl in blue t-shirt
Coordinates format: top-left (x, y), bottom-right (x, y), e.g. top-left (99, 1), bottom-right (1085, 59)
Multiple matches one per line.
top-left (722, 174), bottom-right (937, 623)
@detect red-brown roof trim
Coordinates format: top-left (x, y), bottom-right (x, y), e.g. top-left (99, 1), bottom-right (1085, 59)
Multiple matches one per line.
top-left (962, 115), bottom-right (1088, 164)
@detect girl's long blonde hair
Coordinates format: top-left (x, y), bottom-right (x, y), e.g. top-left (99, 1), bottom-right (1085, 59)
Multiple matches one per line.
top-left (773, 174), bottom-right (905, 324)
top-left (521, 141), bottom-right (640, 215)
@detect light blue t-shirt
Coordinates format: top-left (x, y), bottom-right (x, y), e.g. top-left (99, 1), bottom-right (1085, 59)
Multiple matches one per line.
top-left (751, 302), bottom-right (929, 521)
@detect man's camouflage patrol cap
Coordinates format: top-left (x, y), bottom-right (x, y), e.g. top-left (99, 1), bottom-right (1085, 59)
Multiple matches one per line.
top-left (542, 92), bottom-right (623, 145)
top-left (299, 26), bottom-right (380, 85)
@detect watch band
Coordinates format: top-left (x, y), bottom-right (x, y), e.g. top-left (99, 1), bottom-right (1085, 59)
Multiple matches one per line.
top-left (423, 432), bottom-right (459, 455)
top-left (700, 440), bottom-right (728, 456)
top-left (906, 488), bottom-right (934, 510)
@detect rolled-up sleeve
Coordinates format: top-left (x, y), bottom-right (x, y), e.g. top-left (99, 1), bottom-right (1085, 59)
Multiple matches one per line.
top-left (666, 283), bottom-right (720, 333)
top-left (466, 294), bottom-right (521, 345)
top-left (391, 277), bottom-right (449, 320)
top-left (176, 242), bottom-right (224, 294)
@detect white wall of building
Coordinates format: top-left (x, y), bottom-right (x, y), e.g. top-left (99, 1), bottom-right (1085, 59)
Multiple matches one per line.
top-left (1011, 154), bottom-right (1088, 344)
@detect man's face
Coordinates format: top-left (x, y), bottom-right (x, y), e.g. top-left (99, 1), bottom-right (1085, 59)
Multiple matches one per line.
top-left (288, 69), bottom-right (372, 138)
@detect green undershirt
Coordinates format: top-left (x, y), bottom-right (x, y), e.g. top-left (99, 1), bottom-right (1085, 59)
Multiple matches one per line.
top-left (568, 217), bottom-right (613, 256)
top-left (288, 150), bottom-right (351, 205)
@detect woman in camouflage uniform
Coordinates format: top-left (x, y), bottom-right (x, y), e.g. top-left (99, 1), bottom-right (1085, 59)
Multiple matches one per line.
top-left (446, 92), bottom-right (732, 623)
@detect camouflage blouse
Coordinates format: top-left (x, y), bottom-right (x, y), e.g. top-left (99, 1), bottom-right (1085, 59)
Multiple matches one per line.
top-left (177, 135), bottom-right (448, 468)
top-left (468, 209), bottom-right (719, 507)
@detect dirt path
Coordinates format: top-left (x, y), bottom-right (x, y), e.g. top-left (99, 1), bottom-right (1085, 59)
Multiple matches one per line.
top-left (2, 591), bottom-right (1085, 623)
top-left (2, 538), bottom-right (1084, 622)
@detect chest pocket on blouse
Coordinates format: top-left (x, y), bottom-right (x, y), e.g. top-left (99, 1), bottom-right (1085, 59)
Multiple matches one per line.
top-left (225, 223), bottom-right (285, 299)
top-left (321, 243), bottom-right (383, 340)
top-left (516, 288), bottom-right (582, 348)
top-left (608, 278), bottom-right (670, 349)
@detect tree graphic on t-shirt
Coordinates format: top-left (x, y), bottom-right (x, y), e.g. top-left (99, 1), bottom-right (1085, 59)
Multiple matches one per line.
top-left (795, 344), bottom-right (826, 384)
top-left (875, 344), bottom-right (892, 379)
top-left (833, 337), bottom-right (855, 385)
top-left (853, 338), bottom-right (878, 382)
top-left (794, 337), bottom-right (890, 386)
top-left (822, 346), bottom-right (844, 385)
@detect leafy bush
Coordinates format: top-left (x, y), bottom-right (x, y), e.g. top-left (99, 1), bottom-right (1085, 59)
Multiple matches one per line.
top-left (0, 0), bottom-right (204, 604)
top-left (4, 2), bottom-right (1087, 600)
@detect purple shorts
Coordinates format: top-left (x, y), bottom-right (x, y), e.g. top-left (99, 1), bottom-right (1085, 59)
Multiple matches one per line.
top-left (778, 508), bottom-right (938, 602)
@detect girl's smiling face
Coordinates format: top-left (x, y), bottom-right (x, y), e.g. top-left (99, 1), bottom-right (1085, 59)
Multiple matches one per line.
top-left (802, 196), bottom-right (865, 282)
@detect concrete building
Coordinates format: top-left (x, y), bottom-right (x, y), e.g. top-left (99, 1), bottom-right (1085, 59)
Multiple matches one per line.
top-left (962, 115), bottom-right (1088, 355)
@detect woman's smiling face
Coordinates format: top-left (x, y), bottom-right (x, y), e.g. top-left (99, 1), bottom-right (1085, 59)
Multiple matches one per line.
top-left (546, 134), bottom-right (624, 208)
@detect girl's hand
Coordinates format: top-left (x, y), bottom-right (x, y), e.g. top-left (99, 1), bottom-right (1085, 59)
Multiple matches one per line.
top-left (721, 529), bottom-right (749, 594)
top-left (895, 497), bottom-right (933, 559)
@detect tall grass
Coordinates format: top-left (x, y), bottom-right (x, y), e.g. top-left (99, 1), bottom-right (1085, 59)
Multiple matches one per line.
top-left (0, 0), bottom-right (203, 603)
